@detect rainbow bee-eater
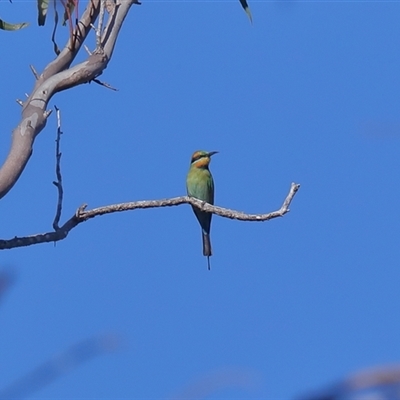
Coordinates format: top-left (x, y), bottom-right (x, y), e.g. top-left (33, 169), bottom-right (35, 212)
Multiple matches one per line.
top-left (186, 150), bottom-right (218, 270)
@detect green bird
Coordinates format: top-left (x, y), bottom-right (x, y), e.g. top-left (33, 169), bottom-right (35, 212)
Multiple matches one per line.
top-left (186, 150), bottom-right (218, 270)
top-left (239, 0), bottom-right (252, 23)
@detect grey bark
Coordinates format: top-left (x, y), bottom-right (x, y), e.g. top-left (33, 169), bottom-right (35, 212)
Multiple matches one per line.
top-left (0, 183), bottom-right (300, 250)
top-left (0, 0), bottom-right (136, 199)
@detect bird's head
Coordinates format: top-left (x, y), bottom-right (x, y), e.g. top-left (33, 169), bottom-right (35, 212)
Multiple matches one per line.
top-left (190, 150), bottom-right (218, 168)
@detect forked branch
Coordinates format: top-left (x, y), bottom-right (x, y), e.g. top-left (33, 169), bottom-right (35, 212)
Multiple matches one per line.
top-left (0, 183), bottom-right (300, 250)
top-left (0, 0), bottom-right (138, 200)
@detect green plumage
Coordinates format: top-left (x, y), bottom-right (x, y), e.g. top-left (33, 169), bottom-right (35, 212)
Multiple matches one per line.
top-left (186, 150), bottom-right (218, 270)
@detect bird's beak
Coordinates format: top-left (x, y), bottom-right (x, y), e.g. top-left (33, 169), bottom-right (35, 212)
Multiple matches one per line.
top-left (208, 151), bottom-right (218, 157)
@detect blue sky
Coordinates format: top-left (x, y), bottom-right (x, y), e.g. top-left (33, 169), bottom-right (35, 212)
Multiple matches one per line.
top-left (1, 0), bottom-right (400, 398)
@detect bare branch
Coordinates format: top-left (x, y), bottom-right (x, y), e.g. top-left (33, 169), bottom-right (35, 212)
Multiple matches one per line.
top-left (105, 0), bottom-right (115, 13)
top-left (0, 0), bottom-right (136, 200)
top-left (0, 183), bottom-right (300, 250)
top-left (29, 64), bottom-right (39, 80)
top-left (96, 0), bottom-right (106, 49)
top-left (35, 0), bottom-right (101, 91)
top-left (83, 44), bottom-right (93, 55)
top-left (52, 107), bottom-right (64, 231)
top-left (92, 78), bottom-right (118, 91)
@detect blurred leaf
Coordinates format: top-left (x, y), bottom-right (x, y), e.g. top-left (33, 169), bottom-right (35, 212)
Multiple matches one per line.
top-left (37, 0), bottom-right (49, 26)
top-left (0, 18), bottom-right (28, 30)
top-left (239, 0), bottom-right (252, 23)
top-left (62, 0), bottom-right (75, 26)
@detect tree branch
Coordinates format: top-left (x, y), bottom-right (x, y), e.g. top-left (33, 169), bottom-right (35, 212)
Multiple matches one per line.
top-left (0, 0), bottom-right (136, 200)
top-left (0, 183), bottom-right (300, 250)
top-left (96, 0), bottom-right (106, 49)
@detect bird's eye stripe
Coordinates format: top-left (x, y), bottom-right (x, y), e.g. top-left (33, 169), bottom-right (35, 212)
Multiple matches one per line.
top-left (191, 154), bottom-right (205, 163)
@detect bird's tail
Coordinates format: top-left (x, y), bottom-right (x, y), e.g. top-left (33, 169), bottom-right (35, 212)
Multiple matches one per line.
top-left (202, 232), bottom-right (212, 270)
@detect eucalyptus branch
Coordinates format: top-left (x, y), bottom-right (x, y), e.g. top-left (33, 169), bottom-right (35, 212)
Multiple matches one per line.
top-left (29, 64), bottom-right (39, 80)
top-left (0, 183), bottom-right (300, 250)
top-left (0, 0), bottom-right (136, 200)
top-left (92, 78), bottom-right (118, 90)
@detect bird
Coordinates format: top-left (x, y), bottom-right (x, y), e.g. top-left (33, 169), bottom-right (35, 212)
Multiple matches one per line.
top-left (239, 0), bottom-right (252, 23)
top-left (186, 150), bottom-right (218, 270)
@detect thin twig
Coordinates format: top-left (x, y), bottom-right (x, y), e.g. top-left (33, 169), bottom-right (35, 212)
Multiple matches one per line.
top-left (52, 106), bottom-right (64, 231)
top-left (83, 44), bottom-right (92, 55)
top-left (0, 183), bottom-right (300, 250)
top-left (29, 65), bottom-right (39, 80)
top-left (92, 78), bottom-right (118, 91)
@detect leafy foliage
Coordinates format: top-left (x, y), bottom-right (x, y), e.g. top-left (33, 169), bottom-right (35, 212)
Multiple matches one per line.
top-left (0, 17), bottom-right (28, 30)
top-left (37, 0), bottom-right (49, 26)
